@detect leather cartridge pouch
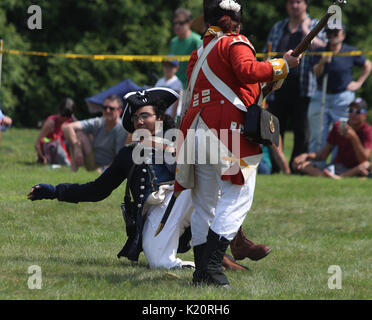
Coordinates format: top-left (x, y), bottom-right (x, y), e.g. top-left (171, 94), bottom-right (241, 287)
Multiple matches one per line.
top-left (244, 104), bottom-right (280, 147)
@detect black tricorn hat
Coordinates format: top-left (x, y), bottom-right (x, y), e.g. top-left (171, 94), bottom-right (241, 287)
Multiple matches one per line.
top-left (122, 87), bottom-right (179, 133)
top-left (203, 0), bottom-right (243, 26)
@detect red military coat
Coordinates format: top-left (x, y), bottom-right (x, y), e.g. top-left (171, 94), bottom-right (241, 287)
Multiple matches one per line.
top-left (175, 28), bottom-right (284, 192)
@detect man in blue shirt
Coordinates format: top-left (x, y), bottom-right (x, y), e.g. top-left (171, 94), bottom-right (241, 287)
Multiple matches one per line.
top-left (308, 24), bottom-right (372, 160)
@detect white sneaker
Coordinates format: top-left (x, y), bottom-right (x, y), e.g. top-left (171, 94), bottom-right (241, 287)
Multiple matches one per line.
top-left (180, 261), bottom-right (195, 269)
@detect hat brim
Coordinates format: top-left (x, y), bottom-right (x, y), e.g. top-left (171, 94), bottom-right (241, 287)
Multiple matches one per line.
top-left (122, 87), bottom-right (179, 133)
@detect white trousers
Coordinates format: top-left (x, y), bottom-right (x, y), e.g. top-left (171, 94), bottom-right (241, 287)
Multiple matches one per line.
top-left (142, 189), bottom-right (193, 269)
top-left (190, 125), bottom-right (257, 246)
top-left (190, 163), bottom-right (257, 246)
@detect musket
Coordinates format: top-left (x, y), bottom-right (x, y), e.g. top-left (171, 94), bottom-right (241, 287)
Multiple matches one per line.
top-left (262, 0), bottom-right (347, 98)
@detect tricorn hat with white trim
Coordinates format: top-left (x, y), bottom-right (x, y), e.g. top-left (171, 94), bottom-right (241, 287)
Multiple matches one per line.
top-left (122, 87), bottom-right (179, 133)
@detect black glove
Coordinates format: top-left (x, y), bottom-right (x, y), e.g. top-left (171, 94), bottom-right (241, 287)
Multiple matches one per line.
top-left (28, 184), bottom-right (57, 201)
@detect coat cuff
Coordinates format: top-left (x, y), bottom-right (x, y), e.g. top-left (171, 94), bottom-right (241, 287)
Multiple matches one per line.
top-left (269, 58), bottom-right (289, 82)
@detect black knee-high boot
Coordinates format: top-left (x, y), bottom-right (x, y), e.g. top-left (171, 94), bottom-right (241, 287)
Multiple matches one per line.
top-left (193, 228), bottom-right (231, 288)
top-left (193, 243), bottom-right (206, 272)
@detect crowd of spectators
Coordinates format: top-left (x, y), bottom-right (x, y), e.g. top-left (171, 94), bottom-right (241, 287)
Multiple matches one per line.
top-left (263, 0), bottom-right (372, 178)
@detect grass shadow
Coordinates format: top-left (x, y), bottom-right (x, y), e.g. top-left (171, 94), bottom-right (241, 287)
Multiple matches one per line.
top-left (2, 254), bottom-right (197, 288)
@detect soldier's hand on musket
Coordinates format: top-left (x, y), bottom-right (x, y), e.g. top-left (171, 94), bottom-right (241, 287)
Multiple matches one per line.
top-left (283, 50), bottom-right (302, 68)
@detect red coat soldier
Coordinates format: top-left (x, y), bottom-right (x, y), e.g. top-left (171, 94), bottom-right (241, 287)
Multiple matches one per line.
top-left (175, 0), bottom-right (301, 288)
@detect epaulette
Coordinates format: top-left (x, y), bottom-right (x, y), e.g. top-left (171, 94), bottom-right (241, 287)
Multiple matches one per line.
top-left (229, 35), bottom-right (256, 55)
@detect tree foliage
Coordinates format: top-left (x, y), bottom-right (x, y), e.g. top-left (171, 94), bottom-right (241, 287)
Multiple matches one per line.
top-left (0, 0), bottom-right (371, 126)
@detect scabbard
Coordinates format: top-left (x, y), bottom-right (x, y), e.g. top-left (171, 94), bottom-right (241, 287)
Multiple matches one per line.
top-left (154, 194), bottom-right (177, 237)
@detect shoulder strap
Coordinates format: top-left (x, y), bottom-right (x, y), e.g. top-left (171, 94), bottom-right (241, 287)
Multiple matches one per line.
top-left (124, 164), bottom-right (136, 203)
top-left (188, 37), bottom-right (222, 94)
top-left (180, 36), bottom-right (225, 117)
top-left (201, 59), bottom-right (247, 112)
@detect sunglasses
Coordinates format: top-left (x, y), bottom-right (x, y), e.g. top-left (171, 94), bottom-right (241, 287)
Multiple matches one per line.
top-left (173, 20), bottom-right (189, 26)
top-left (349, 108), bottom-right (367, 115)
top-left (131, 112), bottom-right (156, 122)
top-left (102, 105), bottom-right (119, 111)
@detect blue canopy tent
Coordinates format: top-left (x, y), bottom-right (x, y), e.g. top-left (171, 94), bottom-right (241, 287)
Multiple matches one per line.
top-left (85, 79), bottom-right (142, 114)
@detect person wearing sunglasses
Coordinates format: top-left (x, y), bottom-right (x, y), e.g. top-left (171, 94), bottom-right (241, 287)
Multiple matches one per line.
top-left (308, 24), bottom-right (372, 166)
top-left (293, 98), bottom-right (372, 178)
top-left (169, 8), bottom-right (203, 91)
top-left (63, 94), bottom-right (127, 173)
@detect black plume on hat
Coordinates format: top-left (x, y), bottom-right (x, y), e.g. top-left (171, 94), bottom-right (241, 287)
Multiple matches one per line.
top-left (122, 87), bottom-right (179, 133)
top-left (203, 0), bottom-right (243, 26)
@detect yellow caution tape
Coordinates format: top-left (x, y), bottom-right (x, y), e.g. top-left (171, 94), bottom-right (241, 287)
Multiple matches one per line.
top-left (256, 51), bottom-right (372, 58)
top-left (0, 49), bottom-right (191, 62)
top-left (0, 49), bottom-right (371, 61)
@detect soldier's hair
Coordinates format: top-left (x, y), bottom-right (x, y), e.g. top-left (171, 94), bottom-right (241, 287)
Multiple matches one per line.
top-left (218, 15), bottom-right (240, 33)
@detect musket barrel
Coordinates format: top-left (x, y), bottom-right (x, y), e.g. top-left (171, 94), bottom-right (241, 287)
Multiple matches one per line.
top-left (292, 11), bottom-right (336, 57)
top-left (262, 9), bottom-right (337, 98)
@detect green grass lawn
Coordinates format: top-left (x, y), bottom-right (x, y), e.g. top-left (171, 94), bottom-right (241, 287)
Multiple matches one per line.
top-left (0, 128), bottom-right (371, 299)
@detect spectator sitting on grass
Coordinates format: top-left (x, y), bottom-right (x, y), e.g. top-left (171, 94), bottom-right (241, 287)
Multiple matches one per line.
top-left (34, 97), bottom-right (76, 165)
top-left (63, 94), bottom-right (127, 173)
top-left (258, 136), bottom-right (291, 175)
top-left (0, 107), bottom-right (12, 145)
top-left (307, 24), bottom-right (372, 163)
top-left (292, 98), bottom-right (372, 179)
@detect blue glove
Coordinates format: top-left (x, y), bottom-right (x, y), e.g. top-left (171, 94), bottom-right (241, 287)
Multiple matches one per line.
top-left (29, 184), bottom-right (57, 201)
